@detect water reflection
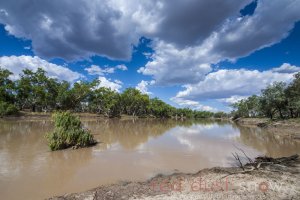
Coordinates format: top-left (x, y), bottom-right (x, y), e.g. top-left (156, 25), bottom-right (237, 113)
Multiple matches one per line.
top-left (0, 118), bottom-right (299, 200)
top-left (237, 125), bottom-right (300, 157)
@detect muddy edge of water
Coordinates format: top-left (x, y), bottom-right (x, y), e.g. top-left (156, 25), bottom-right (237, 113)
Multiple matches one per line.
top-left (235, 117), bottom-right (300, 140)
top-left (49, 155), bottom-right (300, 200)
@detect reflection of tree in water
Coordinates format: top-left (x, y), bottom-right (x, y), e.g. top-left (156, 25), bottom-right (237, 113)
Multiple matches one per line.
top-left (236, 125), bottom-right (300, 157)
top-left (83, 119), bottom-right (228, 150)
top-left (84, 119), bottom-right (175, 150)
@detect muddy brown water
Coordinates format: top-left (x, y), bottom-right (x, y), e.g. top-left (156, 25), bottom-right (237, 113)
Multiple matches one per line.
top-left (0, 118), bottom-right (299, 200)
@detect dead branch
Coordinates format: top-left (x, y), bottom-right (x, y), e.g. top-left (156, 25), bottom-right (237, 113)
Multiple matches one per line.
top-left (234, 145), bottom-right (254, 164)
top-left (232, 152), bottom-right (245, 171)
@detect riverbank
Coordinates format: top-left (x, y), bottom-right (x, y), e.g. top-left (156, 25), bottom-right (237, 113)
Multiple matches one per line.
top-left (1, 111), bottom-right (136, 120)
top-left (50, 155), bottom-right (299, 200)
top-left (1, 111), bottom-right (229, 121)
top-left (234, 118), bottom-right (300, 140)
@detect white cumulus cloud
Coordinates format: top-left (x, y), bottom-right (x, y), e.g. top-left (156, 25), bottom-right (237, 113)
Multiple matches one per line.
top-left (174, 66), bottom-right (296, 104)
top-left (272, 63), bottom-right (300, 74)
top-left (135, 80), bottom-right (155, 94)
top-left (138, 0), bottom-right (300, 86)
top-left (85, 64), bottom-right (128, 76)
top-left (98, 76), bottom-right (123, 92)
top-left (0, 55), bottom-right (83, 82)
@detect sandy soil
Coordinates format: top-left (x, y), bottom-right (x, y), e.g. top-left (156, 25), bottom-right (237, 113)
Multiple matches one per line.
top-left (49, 155), bottom-right (300, 200)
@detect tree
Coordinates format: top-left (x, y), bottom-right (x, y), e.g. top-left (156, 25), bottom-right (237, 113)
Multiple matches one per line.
top-left (232, 95), bottom-right (261, 118)
top-left (89, 87), bottom-right (120, 117)
top-left (260, 82), bottom-right (287, 119)
top-left (194, 110), bottom-right (214, 118)
top-left (175, 108), bottom-right (194, 119)
top-left (120, 88), bottom-right (150, 117)
top-left (285, 72), bottom-right (300, 118)
top-left (68, 79), bottom-right (99, 112)
top-left (0, 67), bottom-right (15, 104)
top-left (55, 81), bottom-right (73, 110)
top-left (213, 111), bottom-right (228, 118)
top-left (149, 98), bottom-right (174, 118)
top-left (16, 68), bottom-right (52, 112)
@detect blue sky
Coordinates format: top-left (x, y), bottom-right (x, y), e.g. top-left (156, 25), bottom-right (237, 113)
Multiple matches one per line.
top-left (0, 0), bottom-right (300, 112)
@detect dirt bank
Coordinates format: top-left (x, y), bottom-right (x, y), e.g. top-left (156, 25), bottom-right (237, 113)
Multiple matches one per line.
top-left (49, 155), bottom-right (300, 200)
top-left (235, 118), bottom-right (300, 140)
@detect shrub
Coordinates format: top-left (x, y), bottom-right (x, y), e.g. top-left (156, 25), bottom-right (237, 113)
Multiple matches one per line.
top-left (46, 111), bottom-right (96, 151)
top-left (0, 101), bottom-right (18, 117)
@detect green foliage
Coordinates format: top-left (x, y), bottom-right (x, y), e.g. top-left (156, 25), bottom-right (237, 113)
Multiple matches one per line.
top-left (193, 110), bottom-right (214, 118)
top-left (175, 108), bottom-right (194, 119)
top-left (148, 98), bottom-right (174, 118)
top-left (213, 111), bottom-right (228, 118)
top-left (0, 101), bottom-right (18, 117)
top-left (16, 68), bottom-right (56, 112)
top-left (121, 88), bottom-right (150, 116)
top-left (46, 111), bottom-right (96, 150)
top-left (68, 79), bottom-right (99, 112)
top-left (1, 67), bottom-right (226, 119)
top-left (0, 67), bottom-right (15, 103)
top-left (232, 95), bottom-right (261, 118)
top-left (285, 72), bottom-right (300, 118)
top-left (232, 72), bottom-right (300, 119)
top-left (88, 87), bottom-right (120, 117)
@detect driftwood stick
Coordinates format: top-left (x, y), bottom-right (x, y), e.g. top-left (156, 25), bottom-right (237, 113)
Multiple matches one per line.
top-left (234, 145), bottom-right (254, 164)
top-left (232, 152), bottom-right (245, 170)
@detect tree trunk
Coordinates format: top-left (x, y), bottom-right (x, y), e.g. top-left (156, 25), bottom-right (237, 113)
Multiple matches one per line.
top-left (289, 108), bottom-right (294, 118)
top-left (278, 108), bottom-right (284, 119)
top-left (32, 104), bottom-right (36, 112)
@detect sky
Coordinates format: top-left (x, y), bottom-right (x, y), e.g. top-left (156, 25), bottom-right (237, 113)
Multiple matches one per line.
top-left (0, 0), bottom-right (300, 112)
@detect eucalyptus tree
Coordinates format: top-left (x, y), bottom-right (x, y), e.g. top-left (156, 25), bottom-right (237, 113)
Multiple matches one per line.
top-left (68, 79), bottom-right (99, 112)
top-left (286, 72), bottom-right (300, 118)
top-left (260, 82), bottom-right (287, 119)
top-left (0, 67), bottom-right (15, 104)
top-left (16, 68), bottom-right (51, 111)
top-left (0, 68), bottom-right (18, 116)
top-left (120, 88), bottom-right (150, 117)
top-left (89, 87), bottom-right (120, 117)
top-left (149, 97), bottom-right (174, 118)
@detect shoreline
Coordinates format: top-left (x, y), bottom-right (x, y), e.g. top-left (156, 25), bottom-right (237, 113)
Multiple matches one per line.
top-left (0, 111), bottom-right (229, 121)
top-left (234, 118), bottom-right (300, 140)
top-left (49, 155), bottom-right (300, 200)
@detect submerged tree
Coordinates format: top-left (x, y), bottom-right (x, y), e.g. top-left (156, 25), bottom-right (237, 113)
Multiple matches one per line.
top-left (46, 111), bottom-right (96, 151)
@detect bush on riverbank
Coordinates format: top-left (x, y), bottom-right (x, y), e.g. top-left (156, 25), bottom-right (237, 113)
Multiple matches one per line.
top-left (0, 101), bottom-right (18, 117)
top-left (46, 111), bottom-right (96, 150)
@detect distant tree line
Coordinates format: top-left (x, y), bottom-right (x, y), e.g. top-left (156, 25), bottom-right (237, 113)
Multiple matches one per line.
top-left (0, 67), bottom-right (227, 118)
top-left (231, 72), bottom-right (300, 119)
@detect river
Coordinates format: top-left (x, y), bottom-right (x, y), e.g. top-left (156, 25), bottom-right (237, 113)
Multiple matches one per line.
top-left (0, 118), bottom-right (299, 200)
